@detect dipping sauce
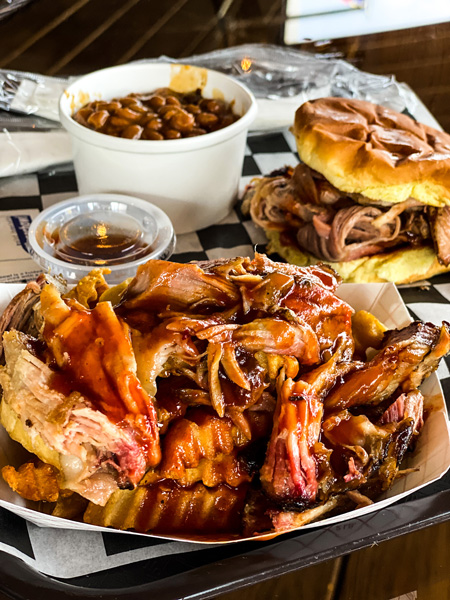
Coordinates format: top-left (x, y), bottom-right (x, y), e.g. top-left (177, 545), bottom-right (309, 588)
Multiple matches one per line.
top-left (73, 87), bottom-right (240, 140)
top-left (44, 212), bottom-right (154, 266)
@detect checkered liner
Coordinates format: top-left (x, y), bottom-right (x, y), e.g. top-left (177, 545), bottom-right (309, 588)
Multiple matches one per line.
top-left (0, 129), bottom-right (449, 589)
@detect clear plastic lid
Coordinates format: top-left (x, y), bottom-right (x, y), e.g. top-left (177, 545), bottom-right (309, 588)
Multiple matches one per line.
top-left (28, 194), bottom-right (175, 283)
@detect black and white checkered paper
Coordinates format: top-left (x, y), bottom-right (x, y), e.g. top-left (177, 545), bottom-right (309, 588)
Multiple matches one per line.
top-left (0, 129), bottom-right (449, 589)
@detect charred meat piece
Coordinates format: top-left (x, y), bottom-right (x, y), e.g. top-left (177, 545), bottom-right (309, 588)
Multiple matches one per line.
top-left (322, 409), bottom-right (414, 487)
top-left (246, 252), bottom-right (341, 292)
top-left (260, 341), bottom-right (353, 506)
top-left (0, 274), bottom-right (50, 363)
top-left (325, 322), bottom-right (450, 411)
top-left (121, 260), bottom-right (240, 313)
top-left (260, 377), bottom-right (323, 506)
top-left (386, 322), bottom-right (450, 392)
top-left (379, 389), bottom-right (424, 437)
top-left (269, 496), bottom-right (340, 532)
top-left (280, 276), bottom-right (354, 354)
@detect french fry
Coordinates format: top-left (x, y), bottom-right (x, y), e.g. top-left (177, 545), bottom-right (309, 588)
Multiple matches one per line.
top-left (52, 492), bottom-right (89, 520)
top-left (84, 481), bottom-right (248, 534)
top-left (2, 462), bottom-right (59, 503)
top-left (352, 309), bottom-right (387, 355)
top-left (64, 268), bottom-right (110, 308)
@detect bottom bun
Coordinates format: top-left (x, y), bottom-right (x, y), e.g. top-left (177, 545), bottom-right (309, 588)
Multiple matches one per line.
top-left (265, 230), bottom-right (450, 284)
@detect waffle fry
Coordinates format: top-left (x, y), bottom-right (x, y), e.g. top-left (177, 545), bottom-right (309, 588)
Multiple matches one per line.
top-left (84, 480), bottom-right (248, 535)
top-left (2, 462), bottom-right (59, 503)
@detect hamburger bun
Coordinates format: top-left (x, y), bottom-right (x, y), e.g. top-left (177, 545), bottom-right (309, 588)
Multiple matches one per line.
top-left (265, 229), bottom-right (450, 284)
top-left (294, 98), bottom-right (450, 207)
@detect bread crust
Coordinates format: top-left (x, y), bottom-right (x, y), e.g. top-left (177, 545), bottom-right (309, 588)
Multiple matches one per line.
top-left (265, 230), bottom-right (450, 284)
top-left (294, 98), bottom-right (450, 207)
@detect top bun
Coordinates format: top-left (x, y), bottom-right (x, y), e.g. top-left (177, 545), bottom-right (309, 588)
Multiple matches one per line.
top-left (294, 98), bottom-right (450, 207)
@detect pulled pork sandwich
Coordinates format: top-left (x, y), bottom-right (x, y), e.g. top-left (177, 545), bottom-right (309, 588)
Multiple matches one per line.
top-left (243, 97), bottom-right (450, 283)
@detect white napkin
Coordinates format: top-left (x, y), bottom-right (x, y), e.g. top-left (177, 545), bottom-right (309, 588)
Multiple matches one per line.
top-left (0, 130), bottom-right (72, 178)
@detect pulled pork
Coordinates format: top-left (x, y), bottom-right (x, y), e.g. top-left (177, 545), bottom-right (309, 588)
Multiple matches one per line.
top-left (242, 164), bottom-right (450, 265)
top-left (1, 257), bottom-right (449, 538)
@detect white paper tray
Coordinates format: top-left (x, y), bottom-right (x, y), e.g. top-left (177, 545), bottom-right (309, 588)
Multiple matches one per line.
top-left (0, 282), bottom-right (449, 545)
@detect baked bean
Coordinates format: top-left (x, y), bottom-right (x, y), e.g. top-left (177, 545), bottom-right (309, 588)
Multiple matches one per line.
top-left (127, 102), bottom-right (148, 114)
top-left (114, 107), bottom-right (142, 122)
top-left (91, 101), bottom-right (106, 110)
top-left (202, 99), bottom-right (225, 114)
top-left (159, 105), bottom-right (181, 121)
top-left (73, 87), bottom-right (239, 140)
top-left (186, 103), bottom-right (201, 115)
top-left (148, 95), bottom-right (166, 110)
top-left (220, 114), bottom-right (235, 128)
top-left (103, 101), bottom-right (122, 112)
top-left (122, 124), bottom-right (143, 139)
top-left (145, 117), bottom-right (163, 131)
top-left (164, 129), bottom-right (182, 139)
top-left (187, 127), bottom-right (207, 136)
top-left (141, 112), bottom-right (157, 125)
top-left (170, 110), bottom-right (195, 132)
top-left (74, 107), bottom-right (93, 127)
top-left (196, 112), bottom-right (219, 129)
top-left (165, 95), bottom-right (181, 106)
top-left (119, 96), bottom-right (139, 107)
top-left (144, 130), bottom-right (164, 140)
top-left (87, 110), bottom-right (109, 130)
top-left (109, 116), bottom-right (133, 128)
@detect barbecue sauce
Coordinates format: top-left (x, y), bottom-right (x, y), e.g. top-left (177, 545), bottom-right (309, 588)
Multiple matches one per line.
top-left (47, 228), bottom-right (152, 266)
top-left (43, 211), bottom-right (155, 267)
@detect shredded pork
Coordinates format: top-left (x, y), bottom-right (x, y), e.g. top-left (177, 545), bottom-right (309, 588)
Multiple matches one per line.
top-left (243, 164), bottom-right (449, 264)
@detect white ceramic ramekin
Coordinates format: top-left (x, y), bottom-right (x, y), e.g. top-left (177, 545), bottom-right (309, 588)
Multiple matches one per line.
top-left (59, 63), bottom-right (258, 234)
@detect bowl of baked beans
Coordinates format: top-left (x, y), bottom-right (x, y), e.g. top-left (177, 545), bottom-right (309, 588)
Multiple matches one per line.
top-left (59, 63), bottom-right (257, 234)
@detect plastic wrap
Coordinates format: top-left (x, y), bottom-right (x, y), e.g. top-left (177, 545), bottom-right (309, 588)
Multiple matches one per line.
top-left (167, 44), bottom-right (417, 110)
top-left (153, 44), bottom-right (418, 129)
top-left (0, 69), bottom-right (66, 123)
